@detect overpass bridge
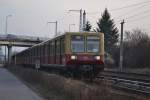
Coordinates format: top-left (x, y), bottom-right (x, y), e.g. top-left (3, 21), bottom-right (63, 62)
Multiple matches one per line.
top-left (0, 34), bottom-right (49, 47)
top-left (0, 34), bottom-right (49, 64)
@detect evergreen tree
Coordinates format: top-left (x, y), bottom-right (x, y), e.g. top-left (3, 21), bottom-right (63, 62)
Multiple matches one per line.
top-left (96, 8), bottom-right (119, 53)
top-left (84, 21), bottom-right (92, 32)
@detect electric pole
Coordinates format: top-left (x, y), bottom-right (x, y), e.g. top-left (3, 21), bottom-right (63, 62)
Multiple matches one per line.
top-left (5, 15), bottom-right (12, 64)
top-left (47, 21), bottom-right (58, 36)
top-left (83, 10), bottom-right (86, 31)
top-left (68, 9), bottom-right (83, 32)
top-left (119, 19), bottom-right (125, 71)
top-left (69, 24), bottom-right (75, 32)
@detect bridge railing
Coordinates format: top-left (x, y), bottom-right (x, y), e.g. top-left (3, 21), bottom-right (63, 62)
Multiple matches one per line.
top-left (0, 34), bottom-right (49, 42)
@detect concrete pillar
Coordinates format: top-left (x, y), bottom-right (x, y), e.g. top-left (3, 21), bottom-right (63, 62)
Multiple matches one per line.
top-left (7, 45), bottom-right (12, 64)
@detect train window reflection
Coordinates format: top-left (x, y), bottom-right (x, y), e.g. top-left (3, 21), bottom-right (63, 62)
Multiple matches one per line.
top-left (71, 35), bottom-right (84, 53)
top-left (87, 36), bottom-right (99, 53)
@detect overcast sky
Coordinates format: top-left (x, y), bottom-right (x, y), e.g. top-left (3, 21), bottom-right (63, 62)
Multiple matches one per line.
top-left (0, 0), bottom-right (150, 38)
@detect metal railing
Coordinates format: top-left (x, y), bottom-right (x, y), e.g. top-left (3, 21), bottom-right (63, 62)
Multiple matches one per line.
top-left (0, 34), bottom-right (49, 42)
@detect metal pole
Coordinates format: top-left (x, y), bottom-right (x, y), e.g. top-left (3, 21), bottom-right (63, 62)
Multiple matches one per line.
top-left (69, 24), bottom-right (71, 32)
top-left (69, 24), bottom-right (75, 32)
top-left (68, 9), bottom-right (83, 32)
top-left (8, 45), bottom-right (12, 64)
top-left (55, 21), bottom-right (57, 36)
top-left (83, 10), bottom-right (86, 31)
top-left (5, 16), bottom-right (8, 35)
top-left (79, 9), bottom-right (82, 32)
top-left (4, 15), bottom-right (12, 64)
top-left (119, 19), bottom-right (125, 72)
top-left (47, 21), bottom-right (58, 37)
top-left (5, 16), bottom-right (8, 64)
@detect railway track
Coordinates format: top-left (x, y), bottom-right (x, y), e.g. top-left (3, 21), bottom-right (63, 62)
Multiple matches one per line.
top-left (98, 70), bottom-right (150, 95)
top-left (11, 65), bottom-right (150, 96)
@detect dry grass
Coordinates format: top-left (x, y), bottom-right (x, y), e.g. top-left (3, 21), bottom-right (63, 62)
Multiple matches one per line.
top-left (7, 65), bottom-right (144, 100)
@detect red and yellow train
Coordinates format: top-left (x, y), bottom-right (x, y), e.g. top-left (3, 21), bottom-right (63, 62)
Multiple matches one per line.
top-left (12, 32), bottom-right (105, 78)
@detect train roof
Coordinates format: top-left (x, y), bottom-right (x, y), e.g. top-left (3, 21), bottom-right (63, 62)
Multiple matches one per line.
top-left (30, 32), bottom-right (103, 48)
top-left (15, 32), bottom-right (103, 55)
top-left (66, 32), bottom-right (103, 35)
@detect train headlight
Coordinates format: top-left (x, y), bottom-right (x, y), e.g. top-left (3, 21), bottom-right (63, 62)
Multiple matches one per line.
top-left (95, 56), bottom-right (100, 60)
top-left (71, 55), bottom-right (77, 60)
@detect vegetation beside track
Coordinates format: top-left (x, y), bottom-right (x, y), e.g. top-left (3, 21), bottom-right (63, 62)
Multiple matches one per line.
top-left (7, 65), bottom-right (143, 100)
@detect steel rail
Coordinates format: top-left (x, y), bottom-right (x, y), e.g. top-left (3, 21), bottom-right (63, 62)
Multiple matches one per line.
top-left (98, 71), bottom-right (150, 95)
top-left (100, 70), bottom-right (150, 82)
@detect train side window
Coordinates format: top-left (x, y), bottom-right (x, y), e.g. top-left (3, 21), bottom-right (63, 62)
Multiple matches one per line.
top-left (34, 48), bottom-right (36, 57)
top-left (52, 41), bottom-right (55, 56)
top-left (42, 45), bottom-right (45, 56)
top-left (40, 46), bottom-right (42, 56)
top-left (43, 45), bottom-right (45, 56)
top-left (54, 40), bottom-right (56, 56)
top-left (60, 38), bottom-right (65, 55)
top-left (31, 48), bottom-right (34, 57)
top-left (40, 45), bottom-right (42, 57)
top-left (37, 47), bottom-right (38, 56)
top-left (43, 45), bottom-right (44, 56)
top-left (28, 50), bottom-right (31, 64)
top-left (31, 49), bottom-right (33, 59)
top-left (36, 47), bottom-right (38, 57)
top-left (45, 43), bottom-right (47, 56)
top-left (56, 39), bottom-right (60, 55)
top-left (44, 44), bottom-right (46, 56)
top-left (47, 42), bottom-right (50, 56)
top-left (30, 49), bottom-right (32, 56)
top-left (38, 46), bottom-right (40, 57)
top-left (46, 43), bottom-right (48, 56)
top-left (33, 48), bottom-right (35, 57)
top-left (50, 42), bottom-right (52, 56)
top-left (49, 42), bottom-right (51, 56)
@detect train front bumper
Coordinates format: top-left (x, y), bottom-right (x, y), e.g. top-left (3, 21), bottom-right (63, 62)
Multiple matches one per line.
top-left (65, 54), bottom-right (104, 65)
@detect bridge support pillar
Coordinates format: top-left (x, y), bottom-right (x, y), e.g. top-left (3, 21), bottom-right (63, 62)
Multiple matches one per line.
top-left (7, 45), bottom-right (12, 64)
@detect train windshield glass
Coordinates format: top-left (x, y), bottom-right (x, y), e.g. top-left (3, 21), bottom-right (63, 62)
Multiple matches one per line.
top-left (71, 35), bottom-right (84, 53)
top-left (87, 36), bottom-right (99, 53)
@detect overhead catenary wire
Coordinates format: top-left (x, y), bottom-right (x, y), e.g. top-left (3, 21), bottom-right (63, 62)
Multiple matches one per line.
top-left (52, 0), bottom-right (150, 31)
top-left (54, 1), bottom-right (150, 33)
top-left (125, 9), bottom-right (150, 20)
top-left (127, 13), bottom-right (150, 23)
top-left (110, 0), bottom-right (150, 11)
top-left (87, 0), bottom-right (150, 15)
top-left (113, 7), bottom-right (150, 24)
top-left (123, 14), bottom-right (150, 33)
top-left (86, 0), bottom-right (150, 27)
top-left (114, 3), bottom-right (150, 20)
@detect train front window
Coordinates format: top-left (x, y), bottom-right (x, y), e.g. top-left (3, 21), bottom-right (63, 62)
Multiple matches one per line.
top-left (71, 35), bottom-right (84, 53)
top-left (87, 36), bottom-right (99, 53)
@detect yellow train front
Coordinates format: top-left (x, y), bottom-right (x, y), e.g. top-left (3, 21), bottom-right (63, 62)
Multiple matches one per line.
top-left (12, 32), bottom-right (104, 78)
top-left (64, 32), bottom-right (104, 78)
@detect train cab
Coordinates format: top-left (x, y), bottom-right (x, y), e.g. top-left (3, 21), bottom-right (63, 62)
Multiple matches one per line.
top-left (64, 32), bottom-right (104, 65)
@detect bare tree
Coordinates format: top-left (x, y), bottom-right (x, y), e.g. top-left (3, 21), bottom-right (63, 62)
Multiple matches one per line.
top-left (123, 29), bottom-right (150, 68)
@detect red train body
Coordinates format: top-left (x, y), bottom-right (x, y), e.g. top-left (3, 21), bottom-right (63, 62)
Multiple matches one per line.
top-left (12, 32), bottom-right (105, 78)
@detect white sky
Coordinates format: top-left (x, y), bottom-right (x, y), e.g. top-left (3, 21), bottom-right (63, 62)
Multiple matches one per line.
top-left (0, 0), bottom-right (150, 37)
top-left (0, 0), bottom-right (150, 53)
